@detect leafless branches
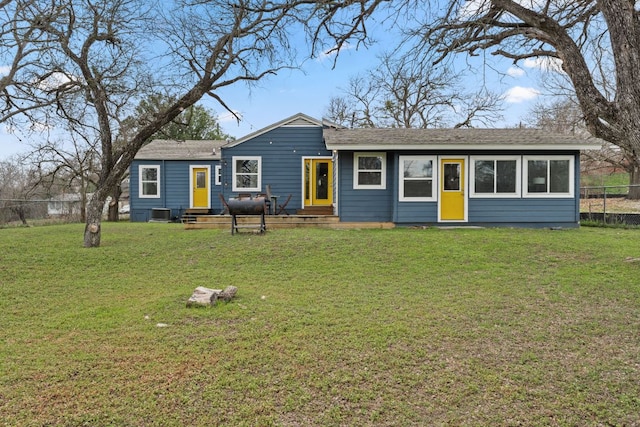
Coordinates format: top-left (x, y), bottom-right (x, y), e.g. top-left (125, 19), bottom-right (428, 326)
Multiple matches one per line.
top-left (0, 0), bottom-right (391, 245)
top-left (325, 49), bottom-right (503, 129)
top-left (401, 0), bottom-right (640, 196)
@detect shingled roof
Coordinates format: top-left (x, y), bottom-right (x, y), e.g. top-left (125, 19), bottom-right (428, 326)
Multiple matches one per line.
top-left (323, 128), bottom-right (603, 151)
top-left (134, 139), bottom-right (229, 160)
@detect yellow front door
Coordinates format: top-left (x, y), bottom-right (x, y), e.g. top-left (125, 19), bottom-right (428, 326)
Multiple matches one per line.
top-left (192, 167), bottom-right (209, 208)
top-left (440, 158), bottom-right (466, 221)
top-left (304, 159), bottom-right (333, 206)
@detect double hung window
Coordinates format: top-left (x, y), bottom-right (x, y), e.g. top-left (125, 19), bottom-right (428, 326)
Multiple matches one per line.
top-left (470, 157), bottom-right (520, 197)
top-left (399, 156), bottom-right (436, 201)
top-left (354, 153), bottom-right (386, 189)
top-left (139, 165), bottom-right (160, 198)
top-left (232, 157), bottom-right (261, 192)
top-left (524, 156), bottom-right (573, 197)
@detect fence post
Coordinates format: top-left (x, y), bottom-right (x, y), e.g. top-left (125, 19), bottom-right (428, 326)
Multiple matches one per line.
top-left (602, 186), bottom-right (607, 222)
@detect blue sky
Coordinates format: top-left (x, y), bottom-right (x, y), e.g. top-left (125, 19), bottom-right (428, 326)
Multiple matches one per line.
top-left (210, 46), bottom-right (545, 137)
top-left (0, 18), bottom-right (548, 160)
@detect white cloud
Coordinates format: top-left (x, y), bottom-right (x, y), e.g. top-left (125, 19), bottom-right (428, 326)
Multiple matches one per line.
top-left (504, 86), bottom-right (540, 103)
top-left (457, 0), bottom-right (488, 19)
top-left (506, 66), bottom-right (525, 77)
top-left (315, 42), bottom-right (353, 62)
top-left (217, 111), bottom-right (242, 123)
top-left (36, 71), bottom-right (75, 91)
top-left (522, 57), bottom-right (563, 73)
top-left (0, 65), bottom-right (10, 76)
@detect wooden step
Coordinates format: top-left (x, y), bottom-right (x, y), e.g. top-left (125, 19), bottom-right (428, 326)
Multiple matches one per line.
top-left (185, 208), bottom-right (210, 214)
top-left (296, 205), bottom-right (334, 215)
top-left (182, 215), bottom-right (394, 230)
top-left (181, 208), bottom-right (212, 223)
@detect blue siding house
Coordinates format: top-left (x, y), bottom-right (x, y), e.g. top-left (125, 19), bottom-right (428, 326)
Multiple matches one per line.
top-left (130, 139), bottom-right (228, 222)
top-left (219, 114), bottom-right (334, 214)
top-left (129, 113), bottom-right (602, 228)
top-left (323, 127), bottom-right (601, 227)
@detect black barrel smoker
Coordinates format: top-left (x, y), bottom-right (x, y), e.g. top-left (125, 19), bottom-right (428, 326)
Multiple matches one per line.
top-left (226, 197), bottom-right (267, 235)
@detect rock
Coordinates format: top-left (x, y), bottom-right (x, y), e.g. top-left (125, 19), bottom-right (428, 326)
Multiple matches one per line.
top-left (220, 285), bottom-right (238, 302)
top-left (186, 286), bottom-right (238, 307)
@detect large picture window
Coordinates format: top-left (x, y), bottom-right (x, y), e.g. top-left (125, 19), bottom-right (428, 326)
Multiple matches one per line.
top-left (470, 157), bottom-right (520, 197)
top-left (232, 156), bottom-right (261, 192)
top-left (354, 152), bottom-right (386, 189)
top-left (139, 165), bottom-right (160, 198)
top-left (524, 156), bottom-right (574, 197)
top-left (399, 156), bottom-right (436, 201)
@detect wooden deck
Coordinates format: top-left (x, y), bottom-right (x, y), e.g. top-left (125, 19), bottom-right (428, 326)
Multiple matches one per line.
top-left (182, 214), bottom-right (395, 230)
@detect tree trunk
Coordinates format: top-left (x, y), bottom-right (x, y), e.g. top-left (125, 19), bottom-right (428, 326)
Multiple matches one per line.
top-left (84, 196), bottom-right (104, 247)
top-left (629, 162), bottom-right (640, 200)
top-left (15, 205), bottom-right (28, 226)
top-left (107, 186), bottom-right (120, 222)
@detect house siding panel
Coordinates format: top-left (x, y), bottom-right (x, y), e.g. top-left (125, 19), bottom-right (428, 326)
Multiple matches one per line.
top-left (221, 126), bottom-right (329, 212)
top-left (395, 202), bottom-right (438, 223)
top-left (130, 159), bottom-right (221, 222)
top-left (337, 151), bottom-right (582, 227)
top-left (468, 198), bottom-right (577, 223)
top-left (337, 152), bottom-right (395, 222)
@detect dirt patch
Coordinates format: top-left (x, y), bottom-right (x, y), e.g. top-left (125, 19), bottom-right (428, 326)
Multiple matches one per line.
top-left (580, 197), bottom-right (640, 213)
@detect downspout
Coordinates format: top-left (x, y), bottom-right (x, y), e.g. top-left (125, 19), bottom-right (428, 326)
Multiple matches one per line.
top-left (162, 160), bottom-right (166, 209)
top-left (333, 150), bottom-right (339, 216)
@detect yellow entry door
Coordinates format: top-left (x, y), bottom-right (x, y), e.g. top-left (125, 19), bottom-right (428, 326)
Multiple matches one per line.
top-left (192, 167), bottom-right (209, 208)
top-left (440, 158), bottom-right (466, 221)
top-left (304, 159), bottom-right (333, 206)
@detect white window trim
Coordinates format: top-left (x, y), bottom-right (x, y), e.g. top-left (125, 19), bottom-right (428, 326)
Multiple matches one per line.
top-left (215, 165), bottom-right (222, 186)
top-left (353, 152), bottom-right (386, 189)
top-left (232, 156), bottom-right (261, 192)
top-left (399, 155), bottom-right (437, 201)
top-left (523, 155), bottom-right (574, 198)
top-left (469, 156), bottom-right (521, 198)
top-left (138, 164), bottom-right (160, 198)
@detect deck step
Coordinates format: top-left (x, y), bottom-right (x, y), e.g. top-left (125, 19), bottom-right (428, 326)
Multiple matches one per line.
top-left (182, 214), bottom-right (394, 230)
top-left (181, 208), bottom-right (212, 223)
top-left (296, 206), bottom-right (334, 215)
top-left (185, 208), bottom-right (210, 214)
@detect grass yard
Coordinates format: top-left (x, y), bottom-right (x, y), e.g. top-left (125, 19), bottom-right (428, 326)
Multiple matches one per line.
top-left (1, 223), bottom-right (639, 426)
top-left (581, 171), bottom-right (630, 189)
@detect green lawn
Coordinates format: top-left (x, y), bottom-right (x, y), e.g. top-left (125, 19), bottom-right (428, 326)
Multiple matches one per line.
top-left (1, 223), bottom-right (639, 426)
top-left (581, 172), bottom-right (631, 195)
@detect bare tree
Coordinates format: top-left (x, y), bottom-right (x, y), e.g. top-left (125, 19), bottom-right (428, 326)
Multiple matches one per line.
top-left (412, 0), bottom-right (640, 196)
top-left (525, 96), bottom-right (626, 181)
top-left (0, 156), bottom-right (46, 225)
top-left (0, 0), bottom-right (389, 247)
top-left (327, 75), bottom-right (379, 128)
top-left (0, 0), bottom-right (68, 122)
top-left (29, 134), bottom-right (100, 223)
top-left (325, 95), bottom-right (357, 128)
top-left (527, 98), bottom-right (588, 136)
top-left (325, 50), bottom-right (503, 128)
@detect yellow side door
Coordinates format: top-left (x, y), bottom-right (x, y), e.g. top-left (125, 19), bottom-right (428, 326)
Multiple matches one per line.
top-left (304, 159), bottom-right (333, 206)
top-left (192, 167), bottom-right (209, 208)
top-left (312, 159), bottom-right (333, 206)
top-left (440, 158), bottom-right (466, 221)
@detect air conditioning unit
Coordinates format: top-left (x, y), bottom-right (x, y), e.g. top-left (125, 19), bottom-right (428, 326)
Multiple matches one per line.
top-left (150, 208), bottom-right (171, 222)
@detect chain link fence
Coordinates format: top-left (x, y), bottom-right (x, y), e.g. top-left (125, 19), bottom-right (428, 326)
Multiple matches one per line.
top-left (580, 185), bottom-right (640, 225)
top-left (0, 199), bottom-right (84, 226)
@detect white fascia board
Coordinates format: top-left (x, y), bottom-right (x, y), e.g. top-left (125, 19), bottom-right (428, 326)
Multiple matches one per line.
top-left (324, 143), bottom-right (603, 151)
